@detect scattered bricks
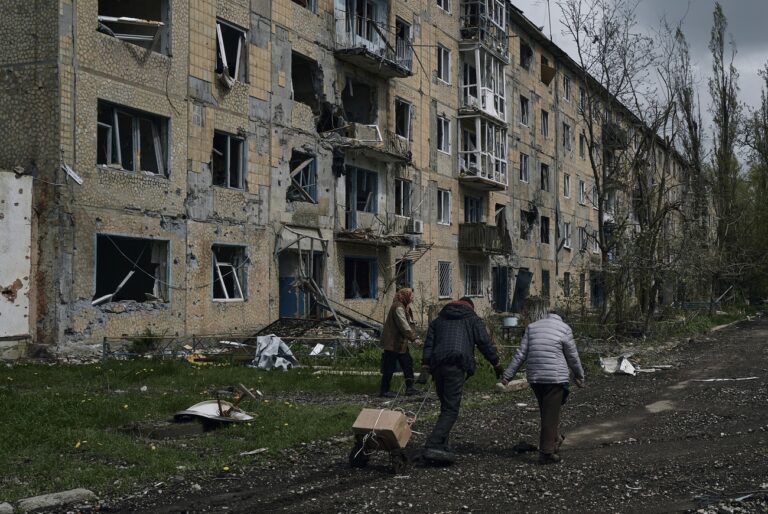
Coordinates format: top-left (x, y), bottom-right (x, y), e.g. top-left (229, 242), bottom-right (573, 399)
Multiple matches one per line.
top-left (18, 488), bottom-right (96, 513)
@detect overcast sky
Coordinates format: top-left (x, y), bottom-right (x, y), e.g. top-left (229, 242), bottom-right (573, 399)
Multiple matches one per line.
top-left (516, 0), bottom-right (766, 121)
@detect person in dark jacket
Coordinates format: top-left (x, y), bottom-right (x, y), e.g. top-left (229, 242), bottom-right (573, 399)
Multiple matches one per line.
top-left (502, 302), bottom-right (585, 464)
top-left (379, 288), bottom-right (420, 397)
top-left (421, 297), bottom-right (504, 463)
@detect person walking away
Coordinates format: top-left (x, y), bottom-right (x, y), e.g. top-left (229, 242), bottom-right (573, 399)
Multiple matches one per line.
top-left (379, 288), bottom-right (420, 398)
top-left (501, 302), bottom-right (585, 464)
top-left (421, 297), bottom-right (504, 463)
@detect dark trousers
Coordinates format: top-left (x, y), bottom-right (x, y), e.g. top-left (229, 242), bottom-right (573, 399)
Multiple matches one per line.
top-left (425, 365), bottom-right (466, 450)
top-left (531, 383), bottom-right (565, 454)
top-left (379, 350), bottom-right (415, 393)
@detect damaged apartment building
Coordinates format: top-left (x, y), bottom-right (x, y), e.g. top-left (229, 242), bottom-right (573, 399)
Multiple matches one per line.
top-left (0, 0), bottom-right (680, 357)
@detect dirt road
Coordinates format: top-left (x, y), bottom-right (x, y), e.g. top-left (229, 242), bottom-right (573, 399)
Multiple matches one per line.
top-left (110, 318), bottom-right (768, 513)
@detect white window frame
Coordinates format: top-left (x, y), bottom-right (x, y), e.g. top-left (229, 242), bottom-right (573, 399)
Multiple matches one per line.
top-left (216, 19), bottom-right (247, 83)
top-left (563, 123), bottom-right (572, 151)
top-left (578, 178), bottom-right (586, 205)
top-left (436, 0), bottom-right (451, 13)
top-left (212, 245), bottom-right (246, 302)
top-left (395, 98), bottom-right (413, 140)
top-left (563, 173), bottom-right (571, 198)
top-left (520, 152), bottom-right (529, 182)
top-left (563, 222), bottom-right (572, 249)
top-left (395, 178), bottom-right (412, 217)
top-left (437, 44), bottom-right (451, 84)
top-left (437, 115), bottom-right (451, 154)
top-left (437, 188), bottom-right (452, 225)
top-left (579, 226), bottom-right (588, 251)
top-left (592, 230), bottom-right (600, 253)
top-left (541, 110), bottom-right (549, 137)
top-left (464, 263), bottom-right (483, 297)
top-left (563, 75), bottom-right (571, 101)
top-left (520, 95), bottom-right (529, 126)
top-left (438, 261), bottom-right (452, 298)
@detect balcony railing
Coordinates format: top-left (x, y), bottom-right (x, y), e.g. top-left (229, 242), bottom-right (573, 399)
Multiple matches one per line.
top-left (323, 123), bottom-right (412, 163)
top-left (334, 15), bottom-right (413, 78)
top-left (459, 86), bottom-right (506, 122)
top-left (459, 0), bottom-right (509, 62)
top-left (459, 223), bottom-right (511, 254)
top-left (458, 150), bottom-right (508, 190)
top-left (334, 207), bottom-right (413, 245)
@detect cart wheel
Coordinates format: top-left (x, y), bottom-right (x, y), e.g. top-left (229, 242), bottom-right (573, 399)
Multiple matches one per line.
top-left (349, 440), bottom-right (369, 468)
top-left (390, 448), bottom-right (409, 475)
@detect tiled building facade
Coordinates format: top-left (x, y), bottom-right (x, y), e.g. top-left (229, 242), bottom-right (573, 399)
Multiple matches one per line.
top-left (0, 0), bottom-right (658, 356)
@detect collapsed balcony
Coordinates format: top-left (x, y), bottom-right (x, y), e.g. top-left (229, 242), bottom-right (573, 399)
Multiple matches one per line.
top-left (459, 48), bottom-right (506, 122)
top-left (459, 0), bottom-right (509, 62)
top-left (322, 123), bottom-right (412, 163)
top-left (458, 117), bottom-right (508, 190)
top-left (459, 222), bottom-right (512, 254)
top-left (333, 4), bottom-right (413, 78)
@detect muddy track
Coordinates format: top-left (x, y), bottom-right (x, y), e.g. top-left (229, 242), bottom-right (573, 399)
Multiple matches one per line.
top-left (108, 318), bottom-right (768, 513)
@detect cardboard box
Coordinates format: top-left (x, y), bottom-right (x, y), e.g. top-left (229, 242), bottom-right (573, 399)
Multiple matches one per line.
top-left (352, 408), bottom-right (412, 450)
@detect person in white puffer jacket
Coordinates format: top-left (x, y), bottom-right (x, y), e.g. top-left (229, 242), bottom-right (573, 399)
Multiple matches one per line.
top-left (502, 301), bottom-right (585, 464)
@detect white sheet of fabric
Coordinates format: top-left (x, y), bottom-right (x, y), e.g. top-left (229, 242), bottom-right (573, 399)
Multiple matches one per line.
top-left (252, 334), bottom-right (298, 370)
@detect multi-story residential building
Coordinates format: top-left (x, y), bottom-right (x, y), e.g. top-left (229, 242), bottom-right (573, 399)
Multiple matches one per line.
top-left (0, 0), bottom-right (675, 357)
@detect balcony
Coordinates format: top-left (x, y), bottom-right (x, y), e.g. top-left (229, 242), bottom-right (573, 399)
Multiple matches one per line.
top-left (459, 223), bottom-right (512, 254)
top-left (334, 15), bottom-right (413, 79)
top-left (459, 0), bottom-right (509, 62)
top-left (322, 123), bottom-right (411, 163)
top-left (458, 118), bottom-right (508, 191)
top-left (602, 122), bottom-right (629, 150)
top-left (334, 208), bottom-right (414, 246)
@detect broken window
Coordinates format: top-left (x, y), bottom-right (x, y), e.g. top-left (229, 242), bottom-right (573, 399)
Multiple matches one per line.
top-left (395, 18), bottom-right (413, 71)
top-left (93, 234), bottom-right (168, 305)
top-left (460, 127), bottom-right (477, 172)
top-left (344, 257), bottom-right (377, 299)
top-left (520, 41), bottom-right (533, 70)
top-left (437, 188), bottom-right (451, 224)
top-left (563, 222), bottom-right (572, 249)
top-left (520, 209), bottom-right (534, 240)
top-left (540, 216), bottom-right (550, 244)
top-left (563, 123), bottom-right (572, 151)
top-left (437, 44), bottom-right (451, 83)
top-left (97, 0), bottom-right (169, 54)
top-left (464, 195), bottom-right (482, 223)
top-left (342, 79), bottom-right (376, 124)
top-left (563, 173), bottom-right (571, 198)
top-left (291, 52), bottom-right (322, 112)
top-left (540, 163), bottom-right (550, 192)
top-left (541, 110), bottom-right (549, 137)
top-left (437, 115), bottom-right (451, 153)
top-left (212, 131), bottom-right (244, 189)
top-left (292, 0), bottom-right (316, 11)
top-left (395, 178), bottom-right (411, 217)
top-left (540, 55), bottom-right (556, 86)
top-left (395, 98), bottom-right (413, 139)
top-left (212, 245), bottom-right (247, 301)
top-left (352, 0), bottom-right (379, 42)
top-left (346, 167), bottom-right (378, 213)
top-left (395, 259), bottom-right (413, 289)
top-left (519, 95), bottom-right (529, 125)
top-left (438, 261), bottom-right (452, 298)
top-left (519, 152), bottom-right (529, 182)
top-left (579, 226), bottom-right (588, 251)
top-left (97, 100), bottom-right (168, 176)
top-left (287, 151), bottom-right (318, 203)
top-left (436, 0), bottom-right (450, 13)
top-left (216, 20), bottom-right (247, 84)
top-left (464, 264), bottom-right (483, 297)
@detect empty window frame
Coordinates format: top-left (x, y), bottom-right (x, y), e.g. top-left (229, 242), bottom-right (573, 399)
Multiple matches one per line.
top-left (93, 234), bottom-right (169, 305)
top-left (464, 264), bottom-right (483, 297)
top-left (520, 41), bottom-right (533, 70)
top-left (563, 123), bottom-right (572, 150)
top-left (437, 115), bottom-right (451, 153)
top-left (97, 0), bottom-right (170, 54)
top-left (216, 19), bottom-right (247, 82)
top-left (346, 167), bottom-right (378, 213)
top-left (395, 259), bottom-right (413, 290)
top-left (97, 100), bottom-right (168, 175)
top-left (519, 95), bottom-right (529, 125)
top-left (592, 230), bottom-right (600, 253)
top-left (519, 152), bottom-right (530, 182)
top-left (579, 226), bottom-right (588, 251)
top-left (563, 272), bottom-right (571, 297)
top-left (540, 215), bottom-right (550, 244)
top-left (212, 245), bottom-right (247, 301)
top-left (438, 261), bottom-right (452, 298)
top-left (212, 131), bottom-right (244, 189)
top-left (592, 184), bottom-right (599, 209)
top-left (540, 163), bottom-right (550, 192)
top-left (541, 269), bottom-right (550, 298)
top-left (563, 173), bottom-right (571, 198)
top-left (395, 99), bottom-right (413, 140)
top-left (436, 0), bottom-right (450, 13)
top-left (344, 257), bottom-right (378, 299)
top-left (287, 150), bottom-right (317, 202)
top-left (578, 178), bottom-right (586, 204)
top-left (563, 222), bottom-right (572, 249)
top-left (541, 110), bottom-right (549, 137)
top-left (563, 75), bottom-right (571, 101)
top-left (342, 79), bottom-right (376, 124)
top-left (291, 52), bottom-right (321, 111)
top-left (464, 195), bottom-right (482, 223)
top-left (579, 86), bottom-right (586, 111)
top-left (437, 44), bottom-right (451, 83)
top-left (579, 133), bottom-right (586, 158)
top-left (520, 209), bottom-right (534, 240)
top-left (437, 188), bottom-right (451, 224)
top-left (395, 178), bottom-right (412, 217)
